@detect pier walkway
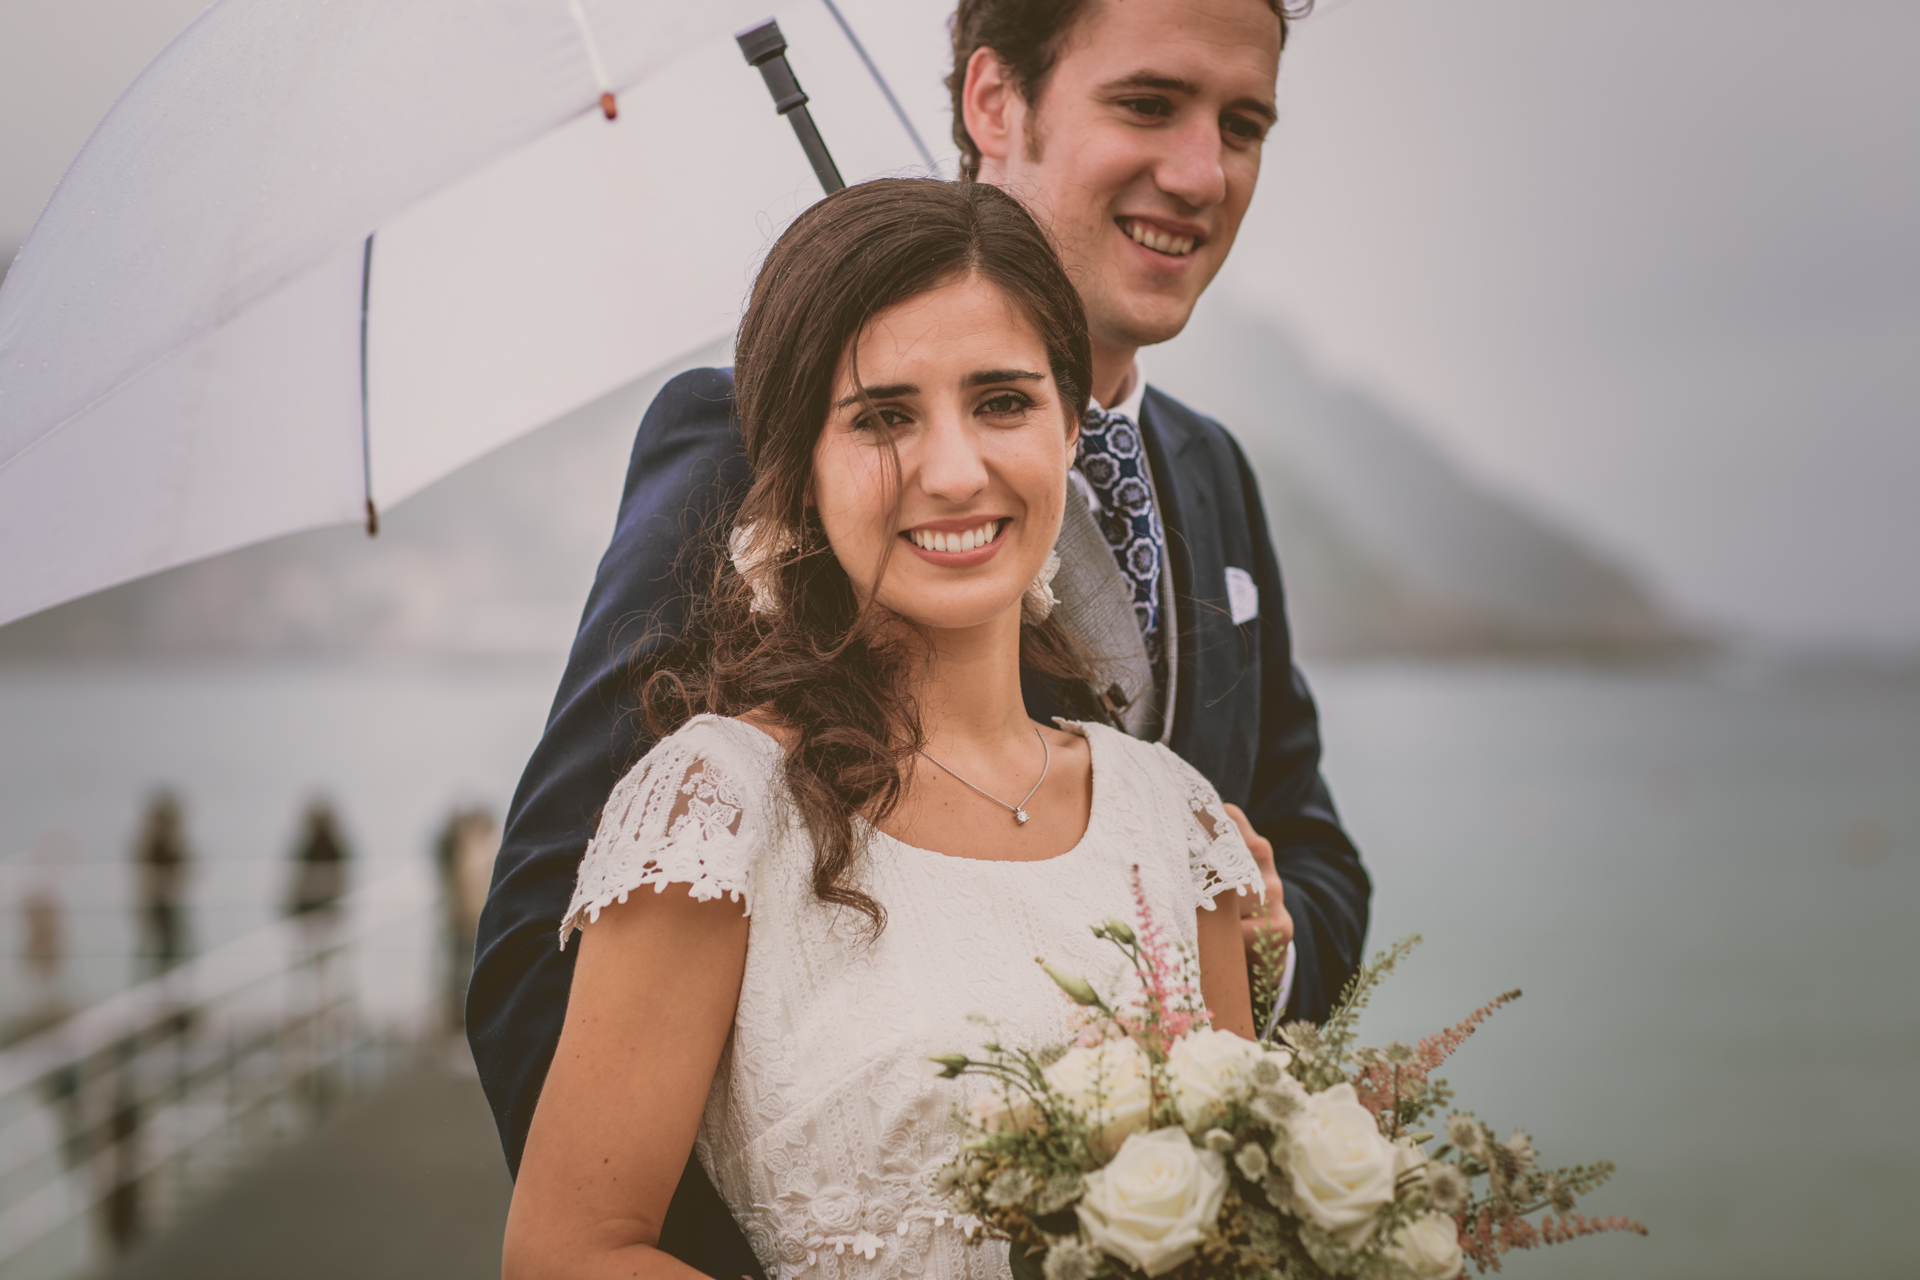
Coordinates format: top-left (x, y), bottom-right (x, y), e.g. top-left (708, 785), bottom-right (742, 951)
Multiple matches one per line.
top-left (97, 1048), bottom-right (508, 1280)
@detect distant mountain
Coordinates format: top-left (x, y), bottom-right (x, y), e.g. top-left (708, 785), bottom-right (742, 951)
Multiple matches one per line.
top-left (0, 308), bottom-right (1698, 662)
top-left (1150, 298), bottom-right (1700, 658)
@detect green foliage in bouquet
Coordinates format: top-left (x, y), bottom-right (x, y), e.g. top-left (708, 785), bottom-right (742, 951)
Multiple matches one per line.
top-left (932, 874), bottom-right (1645, 1279)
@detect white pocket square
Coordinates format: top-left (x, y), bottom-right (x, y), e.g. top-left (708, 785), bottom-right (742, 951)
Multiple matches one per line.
top-left (1225, 566), bottom-right (1259, 625)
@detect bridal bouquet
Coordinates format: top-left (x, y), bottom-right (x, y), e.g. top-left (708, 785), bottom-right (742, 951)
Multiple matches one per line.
top-left (931, 875), bottom-right (1643, 1279)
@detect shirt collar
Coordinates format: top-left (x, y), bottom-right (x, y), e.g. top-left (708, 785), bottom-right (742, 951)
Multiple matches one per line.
top-left (1092, 359), bottom-right (1147, 424)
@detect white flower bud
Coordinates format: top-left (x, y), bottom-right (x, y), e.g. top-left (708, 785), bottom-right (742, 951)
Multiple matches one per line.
top-left (1039, 959), bottom-right (1102, 1007)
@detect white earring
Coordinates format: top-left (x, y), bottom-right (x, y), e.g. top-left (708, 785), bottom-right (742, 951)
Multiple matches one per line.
top-left (728, 521), bottom-right (798, 615)
top-left (1022, 549), bottom-right (1062, 624)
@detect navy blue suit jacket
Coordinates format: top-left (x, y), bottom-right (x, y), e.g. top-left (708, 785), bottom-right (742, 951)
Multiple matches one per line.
top-left (468, 368), bottom-right (1370, 1275)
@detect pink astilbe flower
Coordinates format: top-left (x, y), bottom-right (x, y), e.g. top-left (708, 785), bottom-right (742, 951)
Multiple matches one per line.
top-left (1116, 865), bottom-right (1208, 1053)
top-left (1418, 989), bottom-right (1523, 1072)
top-left (1539, 1213), bottom-right (1648, 1245)
top-left (1461, 1209), bottom-right (1503, 1273)
top-left (1459, 1207), bottom-right (1647, 1272)
top-left (1355, 989), bottom-right (1522, 1120)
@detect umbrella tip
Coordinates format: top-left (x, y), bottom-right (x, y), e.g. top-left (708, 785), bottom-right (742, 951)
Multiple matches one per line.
top-left (600, 92), bottom-right (618, 121)
top-left (364, 500), bottom-right (380, 538)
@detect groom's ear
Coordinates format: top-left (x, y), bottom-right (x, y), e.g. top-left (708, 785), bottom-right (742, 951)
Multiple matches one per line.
top-left (961, 46), bottom-right (1023, 172)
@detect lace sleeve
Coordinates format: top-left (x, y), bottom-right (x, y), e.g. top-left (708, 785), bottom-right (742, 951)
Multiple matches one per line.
top-left (560, 721), bottom-right (765, 947)
top-left (1153, 744), bottom-right (1265, 912)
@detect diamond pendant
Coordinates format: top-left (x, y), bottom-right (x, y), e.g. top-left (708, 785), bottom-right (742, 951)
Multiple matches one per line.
top-left (1014, 809), bottom-right (1030, 825)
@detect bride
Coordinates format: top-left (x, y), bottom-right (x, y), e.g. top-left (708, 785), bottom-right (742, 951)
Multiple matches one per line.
top-left (503, 178), bottom-right (1263, 1280)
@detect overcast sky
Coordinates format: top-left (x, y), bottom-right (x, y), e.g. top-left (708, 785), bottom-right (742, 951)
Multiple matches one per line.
top-left (3, 0), bottom-right (1915, 650)
top-left (1235, 0), bottom-right (1920, 651)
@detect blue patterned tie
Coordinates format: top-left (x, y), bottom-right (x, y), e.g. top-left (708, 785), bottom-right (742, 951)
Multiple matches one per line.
top-left (1077, 407), bottom-right (1166, 656)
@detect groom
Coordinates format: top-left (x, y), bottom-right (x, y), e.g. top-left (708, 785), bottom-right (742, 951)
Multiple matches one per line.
top-left (470, 0), bottom-right (1369, 1269)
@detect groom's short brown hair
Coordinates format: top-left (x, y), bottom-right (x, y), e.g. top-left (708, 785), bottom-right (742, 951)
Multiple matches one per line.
top-left (946, 0), bottom-right (1304, 183)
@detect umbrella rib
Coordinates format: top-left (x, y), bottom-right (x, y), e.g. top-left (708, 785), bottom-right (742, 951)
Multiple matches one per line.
top-left (359, 234), bottom-right (378, 538)
top-left (566, 0), bottom-right (618, 118)
top-left (0, 254), bottom-right (360, 486)
top-left (817, 0), bottom-right (936, 170)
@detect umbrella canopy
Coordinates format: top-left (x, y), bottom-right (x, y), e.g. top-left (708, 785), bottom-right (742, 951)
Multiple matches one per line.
top-left (0, 0), bottom-right (939, 629)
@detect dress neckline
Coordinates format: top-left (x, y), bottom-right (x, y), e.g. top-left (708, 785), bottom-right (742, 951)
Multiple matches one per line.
top-left (713, 713), bottom-right (1106, 869)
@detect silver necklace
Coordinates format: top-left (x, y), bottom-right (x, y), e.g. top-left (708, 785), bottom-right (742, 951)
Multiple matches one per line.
top-left (918, 726), bottom-right (1050, 825)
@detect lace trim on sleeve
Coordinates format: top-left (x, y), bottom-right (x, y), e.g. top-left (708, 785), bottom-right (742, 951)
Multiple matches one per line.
top-left (560, 725), bottom-right (761, 948)
top-left (1155, 744), bottom-right (1265, 911)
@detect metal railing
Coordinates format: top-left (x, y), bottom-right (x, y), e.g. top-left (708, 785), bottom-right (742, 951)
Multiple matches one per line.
top-left (0, 861), bottom-right (442, 1280)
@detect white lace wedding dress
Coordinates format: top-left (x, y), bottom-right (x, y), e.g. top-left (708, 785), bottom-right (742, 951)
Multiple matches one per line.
top-left (562, 715), bottom-right (1263, 1280)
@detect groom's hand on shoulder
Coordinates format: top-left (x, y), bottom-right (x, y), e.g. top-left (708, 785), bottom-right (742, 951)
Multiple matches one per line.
top-left (1224, 802), bottom-right (1293, 953)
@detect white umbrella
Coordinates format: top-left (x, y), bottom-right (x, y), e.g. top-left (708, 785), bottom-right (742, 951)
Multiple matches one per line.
top-left (0, 0), bottom-right (940, 629)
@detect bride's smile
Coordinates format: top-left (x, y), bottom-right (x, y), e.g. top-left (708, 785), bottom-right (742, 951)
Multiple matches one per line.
top-left (902, 517), bottom-right (1005, 560)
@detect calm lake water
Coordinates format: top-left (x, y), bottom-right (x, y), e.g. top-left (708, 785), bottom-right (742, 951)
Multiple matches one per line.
top-left (0, 655), bottom-right (1914, 1279)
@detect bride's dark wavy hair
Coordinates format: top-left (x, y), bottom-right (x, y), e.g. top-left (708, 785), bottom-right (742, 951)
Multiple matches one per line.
top-left (636, 178), bottom-right (1101, 933)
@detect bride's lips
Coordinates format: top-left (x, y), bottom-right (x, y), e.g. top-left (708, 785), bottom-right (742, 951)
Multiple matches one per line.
top-left (899, 516), bottom-right (1010, 567)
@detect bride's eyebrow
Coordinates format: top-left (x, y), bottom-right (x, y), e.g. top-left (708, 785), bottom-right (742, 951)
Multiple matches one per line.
top-left (830, 370), bottom-right (1041, 411)
top-left (833, 382), bottom-right (916, 410)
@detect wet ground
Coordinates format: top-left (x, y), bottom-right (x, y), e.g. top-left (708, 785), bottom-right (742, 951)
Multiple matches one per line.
top-left (96, 1048), bottom-right (510, 1280)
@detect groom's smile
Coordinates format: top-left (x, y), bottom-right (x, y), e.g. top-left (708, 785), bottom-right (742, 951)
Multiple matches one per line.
top-left (1117, 215), bottom-right (1204, 259)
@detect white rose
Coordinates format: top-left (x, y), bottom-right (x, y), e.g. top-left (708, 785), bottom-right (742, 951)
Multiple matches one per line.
top-left (1385, 1212), bottom-right (1465, 1280)
top-left (1282, 1083), bottom-right (1398, 1243)
top-left (1165, 1029), bottom-right (1265, 1130)
top-left (1043, 1038), bottom-right (1153, 1151)
top-left (1076, 1127), bottom-right (1228, 1277)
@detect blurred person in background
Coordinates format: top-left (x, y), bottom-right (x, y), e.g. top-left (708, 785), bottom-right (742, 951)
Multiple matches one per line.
top-left (286, 799), bottom-right (349, 918)
top-left (133, 790), bottom-right (190, 977)
top-left (21, 889), bottom-right (61, 989)
top-left (11, 835), bottom-right (70, 1041)
top-left (435, 807), bottom-right (498, 1032)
